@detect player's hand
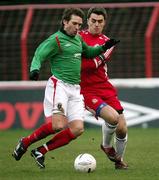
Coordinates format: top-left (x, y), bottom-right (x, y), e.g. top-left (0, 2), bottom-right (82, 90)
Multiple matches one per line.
top-left (102, 39), bottom-right (120, 51)
top-left (29, 69), bottom-right (39, 80)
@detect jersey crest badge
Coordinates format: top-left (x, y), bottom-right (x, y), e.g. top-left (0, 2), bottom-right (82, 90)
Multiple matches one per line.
top-left (92, 98), bottom-right (98, 104)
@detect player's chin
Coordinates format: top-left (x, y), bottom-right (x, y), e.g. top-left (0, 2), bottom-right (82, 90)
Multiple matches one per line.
top-left (92, 30), bottom-right (99, 35)
top-left (95, 28), bottom-right (101, 33)
top-left (73, 31), bottom-right (78, 36)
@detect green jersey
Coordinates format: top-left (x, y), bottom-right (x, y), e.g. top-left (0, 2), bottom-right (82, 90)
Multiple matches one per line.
top-left (30, 30), bottom-right (104, 84)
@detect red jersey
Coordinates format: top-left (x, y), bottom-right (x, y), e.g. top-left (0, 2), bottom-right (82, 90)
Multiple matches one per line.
top-left (80, 30), bottom-right (117, 98)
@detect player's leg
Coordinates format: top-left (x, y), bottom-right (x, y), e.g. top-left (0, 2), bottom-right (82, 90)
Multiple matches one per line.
top-left (31, 83), bottom-right (84, 168)
top-left (83, 93), bottom-right (119, 161)
top-left (115, 113), bottom-right (128, 158)
top-left (30, 114), bottom-right (72, 168)
top-left (100, 105), bottom-right (119, 147)
top-left (21, 116), bottom-right (56, 148)
top-left (100, 105), bottom-right (120, 162)
top-left (114, 113), bottom-right (128, 169)
top-left (32, 84), bottom-right (84, 156)
top-left (34, 120), bottom-right (83, 156)
top-left (12, 76), bottom-right (68, 161)
top-left (12, 116), bottom-right (55, 161)
top-left (31, 119), bottom-right (83, 168)
top-left (106, 96), bottom-right (128, 169)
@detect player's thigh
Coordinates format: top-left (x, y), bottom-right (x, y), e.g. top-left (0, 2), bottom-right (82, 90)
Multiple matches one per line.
top-left (83, 94), bottom-right (103, 115)
top-left (84, 94), bottom-right (119, 124)
top-left (105, 95), bottom-right (123, 112)
top-left (50, 114), bottom-right (68, 132)
top-left (100, 105), bottom-right (119, 125)
top-left (67, 91), bottom-right (85, 122)
top-left (44, 77), bottom-right (68, 117)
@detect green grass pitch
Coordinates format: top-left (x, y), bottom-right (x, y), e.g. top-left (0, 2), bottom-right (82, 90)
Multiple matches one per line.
top-left (1, 127), bottom-right (159, 180)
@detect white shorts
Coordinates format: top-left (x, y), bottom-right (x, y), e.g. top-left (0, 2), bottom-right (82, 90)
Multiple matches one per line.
top-left (44, 76), bottom-right (84, 122)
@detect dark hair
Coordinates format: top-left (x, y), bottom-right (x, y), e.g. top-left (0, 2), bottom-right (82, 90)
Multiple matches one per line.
top-left (87, 7), bottom-right (107, 20)
top-left (62, 8), bottom-right (85, 22)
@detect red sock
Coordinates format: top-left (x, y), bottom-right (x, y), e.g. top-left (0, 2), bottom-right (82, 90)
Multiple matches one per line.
top-left (22, 118), bottom-right (55, 149)
top-left (37, 128), bottom-right (76, 155)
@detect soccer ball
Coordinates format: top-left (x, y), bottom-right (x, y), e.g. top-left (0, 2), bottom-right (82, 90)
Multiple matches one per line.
top-left (74, 153), bottom-right (96, 173)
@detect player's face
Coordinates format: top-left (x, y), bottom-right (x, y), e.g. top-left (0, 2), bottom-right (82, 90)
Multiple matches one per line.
top-left (87, 13), bottom-right (105, 35)
top-left (63, 15), bottom-right (83, 36)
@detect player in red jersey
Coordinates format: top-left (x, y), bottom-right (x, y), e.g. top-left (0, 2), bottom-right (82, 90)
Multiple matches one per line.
top-left (80, 7), bottom-right (128, 169)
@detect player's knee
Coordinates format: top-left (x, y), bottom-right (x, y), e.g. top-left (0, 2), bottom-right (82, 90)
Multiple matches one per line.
top-left (116, 131), bottom-right (128, 141)
top-left (116, 125), bottom-right (128, 138)
top-left (109, 113), bottom-right (119, 125)
top-left (77, 128), bottom-right (84, 137)
top-left (100, 106), bottom-right (119, 125)
top-left (69, 121), bottom-right (84, 137)
top-left (74, 126), bottom-right (84, 137)
top-left (52, 114), bottom-right (68, 132)
top-left (116, 116), bottom-right (128, 137)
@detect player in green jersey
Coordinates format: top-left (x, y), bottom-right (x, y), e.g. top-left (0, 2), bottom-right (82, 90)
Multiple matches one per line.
top-left (12, 8), bottom-right (119, 169)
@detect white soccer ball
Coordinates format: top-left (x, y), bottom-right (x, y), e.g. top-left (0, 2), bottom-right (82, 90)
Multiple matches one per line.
top-left (74, 153), bottom-right (96, 173)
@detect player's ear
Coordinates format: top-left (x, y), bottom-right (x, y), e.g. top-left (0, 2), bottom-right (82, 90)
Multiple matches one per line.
top-left (63, 19), bottom-right (68, 26)
top-left (87, 18), bottom-right (90, 26)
